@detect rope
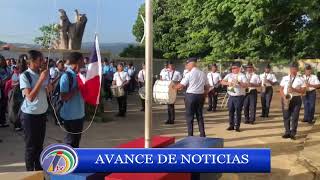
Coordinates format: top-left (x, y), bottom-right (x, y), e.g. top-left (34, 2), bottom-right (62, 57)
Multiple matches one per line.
top-left (44, 0), bottom-right (101, 135)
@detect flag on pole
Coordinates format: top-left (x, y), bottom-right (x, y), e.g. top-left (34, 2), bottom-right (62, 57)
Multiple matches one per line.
top-left (77, 35), bottom-right (102, 105)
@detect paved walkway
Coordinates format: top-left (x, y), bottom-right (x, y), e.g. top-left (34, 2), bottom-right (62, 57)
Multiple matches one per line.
top-left (0, 92), bottom-right (319, 179)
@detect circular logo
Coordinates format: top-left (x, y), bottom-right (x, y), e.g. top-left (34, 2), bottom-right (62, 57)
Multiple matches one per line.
top-left (40, 144), bottom-right (78, 175)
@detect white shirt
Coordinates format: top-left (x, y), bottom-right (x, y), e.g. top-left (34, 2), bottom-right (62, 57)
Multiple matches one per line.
top-left (138, 70), bottom-right (145, 83)
top-left (49, 67), bottom-right (58, 79)
top-left (160, 68), bottom-right (168, 79)
top-left (180, 67), bottom-right (209, 94)
top-left (246, 72), bottom-right (261, 89)
top-left (223, 73), bottom-right (248, 96)
top-left (207, 72), bottom-right (221, 87)
top-left (183, 69), bottom-right (189, 78)
top-left (259, 73), bottom-right (277, 87)
top-left (302, 74), bottom-right (320, 91)
top-left (113, 71), bottom-right (130, 87)
top-left (280, 75), bottom-right (305, 96)
top-left (128, 67), bottom-right (135, 77)
top-left (163, 70), bottom-right (182, 82)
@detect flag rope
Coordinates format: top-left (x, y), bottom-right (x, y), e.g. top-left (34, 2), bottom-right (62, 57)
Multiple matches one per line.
top-left (45, 0), bottom-right (101, 135)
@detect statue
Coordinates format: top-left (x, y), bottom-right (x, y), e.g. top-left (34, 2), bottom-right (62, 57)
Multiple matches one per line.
top-left (56, 9), bottom-right (87, 50)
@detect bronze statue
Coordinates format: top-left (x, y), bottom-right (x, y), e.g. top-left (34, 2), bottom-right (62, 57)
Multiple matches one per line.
top-left (56, 9), bottom-right (87, 50)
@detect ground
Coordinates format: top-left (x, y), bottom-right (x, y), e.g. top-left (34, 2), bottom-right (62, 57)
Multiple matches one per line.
top-left (0, 90), bottom-right (318, 180)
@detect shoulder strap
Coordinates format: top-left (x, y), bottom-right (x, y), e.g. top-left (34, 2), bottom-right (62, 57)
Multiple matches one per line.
top-left (65, 71), bottom-right (74, 90)
top-left (24, 71), bottom-right (32, 85)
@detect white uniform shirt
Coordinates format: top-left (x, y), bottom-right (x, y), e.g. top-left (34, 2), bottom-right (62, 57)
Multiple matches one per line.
top-left (259, 73), bottom-right (277, 87)
top-left (223, 73), bottom-right (248, 96)
top-left (138, 70), bottom-right (145, 83)
top-left (302, 74), bottom-right (320, 91)
top-left (180, 67), bottom-right (209, 94)
top-left (113, 71), bottom-right (130, 87)
top-left (207, 72), bottom-right (221, 88)
top-left (163, 70), bottom-right (182, 82)
top-left (49, 67), bottom-right (58, 79)
top-left (280, 75), bottom-right (305, 96)
top-left (246, 72), bottom-right (261, 89)
top-left (128, 67), bottom-right (135, 77)
top-left (160, 68), bottom-right (168, 79)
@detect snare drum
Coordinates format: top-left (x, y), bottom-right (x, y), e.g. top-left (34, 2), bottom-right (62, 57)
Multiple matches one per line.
top-left (153, 80), bottom-right (177, 104)
top-left (139, 86), bottom-right (145, 100)
top-left (111, 85), bottom-right (125, 97)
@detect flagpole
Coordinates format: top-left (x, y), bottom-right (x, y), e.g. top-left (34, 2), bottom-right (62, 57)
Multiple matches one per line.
top-left (145, 0), bottom-right (153, 148)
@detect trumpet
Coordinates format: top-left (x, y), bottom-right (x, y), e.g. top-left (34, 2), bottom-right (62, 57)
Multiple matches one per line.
top-left (227, 75), bottom-right (239, 93)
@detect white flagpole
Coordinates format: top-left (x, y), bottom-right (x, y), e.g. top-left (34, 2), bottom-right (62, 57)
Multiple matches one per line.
top-left (145, 0), bottom-right (153, 148)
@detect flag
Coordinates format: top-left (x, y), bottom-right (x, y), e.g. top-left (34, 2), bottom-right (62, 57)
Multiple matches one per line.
top-left (77, 35), bottom-right (102, 105)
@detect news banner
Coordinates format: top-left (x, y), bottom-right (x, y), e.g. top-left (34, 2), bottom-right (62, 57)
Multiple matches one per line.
top-left (40, 144), bottom-right (270, 175)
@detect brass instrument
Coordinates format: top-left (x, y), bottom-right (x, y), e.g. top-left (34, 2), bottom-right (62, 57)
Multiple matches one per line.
top-left (227, 74), bottom-right (240, 93)
top-left (302, 76), bottom-right (310, 96)
top-left (283, 76), bottom-right (293, 110)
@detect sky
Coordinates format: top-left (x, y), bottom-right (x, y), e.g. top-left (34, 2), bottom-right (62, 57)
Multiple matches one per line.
top-left (0, 0), bottom-right (144, 44)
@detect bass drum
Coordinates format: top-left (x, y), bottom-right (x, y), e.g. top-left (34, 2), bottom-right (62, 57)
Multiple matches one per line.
top-left (153, 80), bottom-right (177, 104)
top-left (111, 85), bottom-right (125, 97)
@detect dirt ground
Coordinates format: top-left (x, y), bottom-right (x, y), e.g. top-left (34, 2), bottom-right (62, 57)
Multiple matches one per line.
top-left (0, 90), bottom-right (318, 180)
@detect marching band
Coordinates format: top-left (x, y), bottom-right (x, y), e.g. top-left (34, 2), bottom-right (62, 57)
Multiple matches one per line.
top-left (103, 59), bottom-right (319, 140)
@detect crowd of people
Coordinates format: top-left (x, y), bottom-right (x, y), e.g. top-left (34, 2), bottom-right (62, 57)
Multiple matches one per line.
top-left (0, 51), bottom-right (320, 171)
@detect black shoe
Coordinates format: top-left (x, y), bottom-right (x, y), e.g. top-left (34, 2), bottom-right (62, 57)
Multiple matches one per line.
top-left (140, 108), bottom-right (145, 112)
top-left (235, 128), bottom-right (241, 132)
top-left (207, 108), bottom-right (213, 112)
top-left (301, 120), bottom-right (308, 123)
top-left (244, 121), bottom-right (250, 124)
top-left (165, 120), bottom-right (174, 124)
top-left (260, 115), bottom-right (265, 118)
top-left (308, 121), bottom-right (315, 125)
top-left (250, 122), bottom-right (255, 125)
top-left (226, 126), bottom-right (234, 131)
top-left (290, 135), bottom-right (296, 140)
top-left (116, 113), bottom-right (125, 117)
top-left (282, 134), bottom-right (291, 139)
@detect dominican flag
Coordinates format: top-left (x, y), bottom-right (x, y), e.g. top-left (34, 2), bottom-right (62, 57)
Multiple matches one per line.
top-left (77, 35), bottom-right (102, 105)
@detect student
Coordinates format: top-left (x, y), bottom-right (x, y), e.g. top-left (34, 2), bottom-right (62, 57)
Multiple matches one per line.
top-left (162, 61), bottom-right (182, 124)
top-left (220, 62), bottom-right (248, 132)
top-left (279, 62), bottom-right (305, 140)
top-left (0, 55), bottom-right (11, 128)
top-left (19, 50), bottom-right (51, 171)
top-left (103, 59), bottom-right (114, 101)
top-left (137, 63), bottom-right (146, 111)
top-left (207, 64), bottom-right (222, 112)
top-left (113, 63), bottom-right (130, 117)
top-left (127, 62), bottom-right (136, 93)
top-left (60, 52), bottom-right (85, 148)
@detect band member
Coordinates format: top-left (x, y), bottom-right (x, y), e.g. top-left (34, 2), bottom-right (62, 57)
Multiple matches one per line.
top-left (159, 61), bottom-right (168, 80)
top-left (127, 62), bottom-right (136, 93)
top-left (162, 61), bottom-right (182, 124)
top-left (302, 64), bottom-right (320, 124)
top-left (113, 63), bottom-right (130, 117)
top-left (243, 62), bottom-right (261, 124)
top-left (137, 63), bottom-right (146, 111)
top-left (207, 63), bottom-right (221, 112)
top-left (280, 62), bottom-right (305, 140)
top-left (221, 62), bottom-right (248, 132)
top-left (260, 64), bottom-right (277, 118)
top-left (175, 58), bottom-right (209, 137)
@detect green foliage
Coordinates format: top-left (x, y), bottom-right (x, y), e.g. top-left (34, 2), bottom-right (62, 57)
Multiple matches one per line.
top-left (132, 0), bottom-right (320, 62)
top-left (34, 24), bottom-right (59, 49)
top-left (119, 44), bottom-right (164, 59)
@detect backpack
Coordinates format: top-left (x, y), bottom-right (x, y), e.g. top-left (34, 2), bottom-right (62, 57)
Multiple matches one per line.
top-left (50, 71), bottom-right (73, 122)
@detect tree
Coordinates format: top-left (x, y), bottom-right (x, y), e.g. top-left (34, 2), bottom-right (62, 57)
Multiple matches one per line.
top-left (119, 44), bottom-right (164, 59)
top-left (34, 24), bottom-right (59, 49)
top-left (132, 0), bottom-right (320, 62)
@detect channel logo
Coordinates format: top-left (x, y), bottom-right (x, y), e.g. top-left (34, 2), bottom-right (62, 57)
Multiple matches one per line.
top-left (40, 144), bottom-right (78, 175)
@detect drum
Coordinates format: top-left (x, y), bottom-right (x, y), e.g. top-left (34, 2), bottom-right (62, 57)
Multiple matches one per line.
top-left (111, 85), bottom-right (125, 97)
top-left (139, 86), bottom-right (145, 99)
top-left (153, 80), bottom-right (177, 104)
